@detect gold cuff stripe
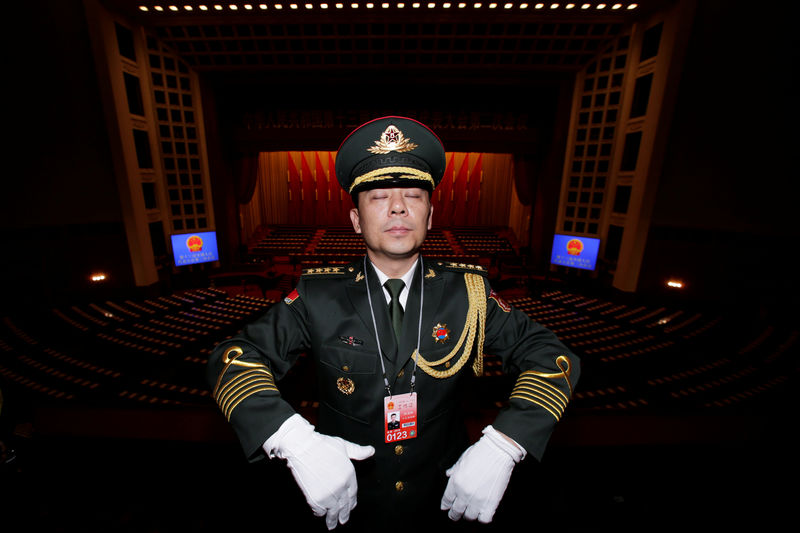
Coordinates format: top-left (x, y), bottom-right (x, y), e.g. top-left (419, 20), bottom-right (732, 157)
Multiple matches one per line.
top-left (213, 346), bottom-right (267, 398)
top-left (511, 383), bottom-right (568, 414)
top-left (416, 273), bottom-right (486, 378)
top-left (521, 355), bottom-right (575, 397)
top-left (224, 387), bottom-right (277, 421)
top-left (514, 374), bottom-right (570, 404)
top-left (216, 368), bottom-right (276, 408)
top-left (220, 378), bottom-right (277, 413)
top-left (220, 381), bottom-right (278, 421)
top-left (509, 391), bottom-right (562, 421)
top-left (212, 345), bottom-right (280, 420)
top-left (508, 355), bottom-right (575, 421)
top-left (348, 166), bottom-right (434, 193)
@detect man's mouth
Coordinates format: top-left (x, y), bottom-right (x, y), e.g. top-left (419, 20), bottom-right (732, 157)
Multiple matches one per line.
top-left (386, 225), bottom-right (411, 234)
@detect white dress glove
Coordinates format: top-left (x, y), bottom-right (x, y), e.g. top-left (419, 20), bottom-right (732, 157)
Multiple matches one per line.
top-left (440, 425), bottom-right (526, 523)
top-left (263, 414), bottom-right (375, 530)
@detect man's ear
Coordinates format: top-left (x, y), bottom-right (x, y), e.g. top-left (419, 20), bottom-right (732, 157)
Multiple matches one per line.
top-left (350, 208), bottom-right (362, 234)
top-left (427, 203), bottom-right (434, 231)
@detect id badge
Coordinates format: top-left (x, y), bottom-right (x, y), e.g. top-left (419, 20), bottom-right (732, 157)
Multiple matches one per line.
top-left (384, 392), bottom-right (418, 443)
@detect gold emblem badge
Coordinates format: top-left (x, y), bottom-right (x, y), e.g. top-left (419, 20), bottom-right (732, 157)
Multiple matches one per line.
top-left (432, 323), bottom-right (450, 343)
top-left (368, 125), bottom-right (418, 154)
top-left (337, 377), bottom-right (355, 395)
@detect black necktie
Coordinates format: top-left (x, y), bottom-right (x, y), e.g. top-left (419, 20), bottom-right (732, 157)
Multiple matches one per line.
top-left (384, 279), bottom-right (405, 342)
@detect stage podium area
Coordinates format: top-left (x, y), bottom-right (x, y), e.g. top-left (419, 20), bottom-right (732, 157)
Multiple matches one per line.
top-left (0, 226), bottom-right (794, 532)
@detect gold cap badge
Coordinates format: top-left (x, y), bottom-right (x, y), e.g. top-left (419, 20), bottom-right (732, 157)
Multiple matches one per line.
top-left (368, 125), bottom-right (418, 154)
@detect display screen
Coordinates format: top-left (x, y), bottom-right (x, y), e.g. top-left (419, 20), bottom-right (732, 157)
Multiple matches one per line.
top-left (171, 231), bottom-right (219, 266)
top-left (550, 234), bottom-right (600, 271)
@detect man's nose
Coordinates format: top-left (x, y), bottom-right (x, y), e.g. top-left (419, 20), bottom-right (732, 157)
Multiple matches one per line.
top-left (390, 194), bottom-right (407, 215)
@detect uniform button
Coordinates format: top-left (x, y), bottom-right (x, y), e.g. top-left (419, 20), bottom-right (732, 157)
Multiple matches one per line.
top-left (395, 481), bottom-right (404, 492)
top-left (394, 445), bottom-right (404, 456)
top-left (397, 369), bottom-right (405, 378)
top-left (342, 365), bottom-right (350, 372)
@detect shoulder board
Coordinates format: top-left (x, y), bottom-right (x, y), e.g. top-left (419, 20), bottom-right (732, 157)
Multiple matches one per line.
top-left (431, 261), bottom-right (488, 277)
top-left (300, 264), bottom-right (356, 278)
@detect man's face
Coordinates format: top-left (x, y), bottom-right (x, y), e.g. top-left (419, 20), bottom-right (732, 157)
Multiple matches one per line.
top-left (350, 187), bottom-right (433, 266)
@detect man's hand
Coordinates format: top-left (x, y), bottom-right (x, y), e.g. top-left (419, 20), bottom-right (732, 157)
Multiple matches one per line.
top-left (440, 425), bottom-right (526, 523)
top-left (264, 414), bottom-right (375, 530)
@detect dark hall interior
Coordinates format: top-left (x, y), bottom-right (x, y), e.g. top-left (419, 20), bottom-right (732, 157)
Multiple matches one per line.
top-left (1, 1), bottom-right (797, 531)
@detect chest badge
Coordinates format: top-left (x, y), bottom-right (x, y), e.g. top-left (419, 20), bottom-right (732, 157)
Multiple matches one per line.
top-left (339, 335), bottom-right (364, 346)
top-left (337, 377), bottom-right (355, 395)
top-left (432, 323), bottom-right (450, 343)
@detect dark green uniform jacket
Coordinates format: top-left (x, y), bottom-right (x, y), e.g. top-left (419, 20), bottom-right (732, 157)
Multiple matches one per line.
top-left (207, 257), bottom-right (579, 525)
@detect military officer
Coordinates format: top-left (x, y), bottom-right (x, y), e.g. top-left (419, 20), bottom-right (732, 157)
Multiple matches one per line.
top-left (207, 116), bottom-right (579, 531)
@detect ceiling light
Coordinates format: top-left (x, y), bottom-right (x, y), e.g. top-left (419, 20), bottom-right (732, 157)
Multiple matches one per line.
top-left (90, 273), bottom-right (108, 283)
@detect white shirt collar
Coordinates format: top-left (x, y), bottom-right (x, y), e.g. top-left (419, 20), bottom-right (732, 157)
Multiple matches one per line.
top-left (371, 259), bottom-right (418, 309)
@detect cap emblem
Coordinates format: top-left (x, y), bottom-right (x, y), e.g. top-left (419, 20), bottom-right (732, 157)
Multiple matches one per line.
top-left (368, 125), bottom-right (418, 154)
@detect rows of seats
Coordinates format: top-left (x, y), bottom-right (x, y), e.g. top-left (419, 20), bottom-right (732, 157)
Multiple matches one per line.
top-left (1, 277), bottom-right (795, 418)
top-left (449, 227), bottom-right (516, 255)
top-left (249, 226), bottom-right (316, 256)
top-left (244, 225), bottom-right (501, 263)
top-left (0, 288), bottom-right (277, 408)
top-left (504, 288), bottom-right (798, 413)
